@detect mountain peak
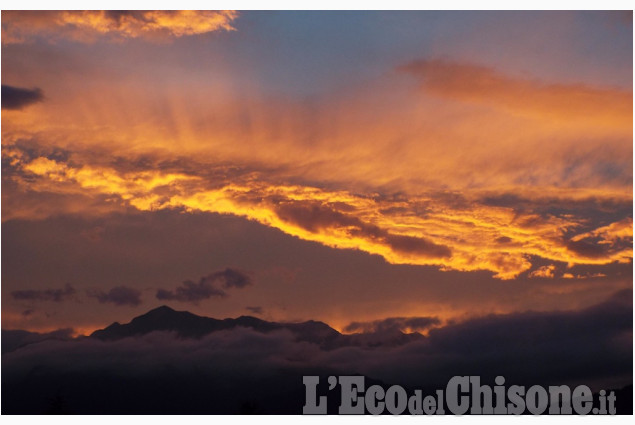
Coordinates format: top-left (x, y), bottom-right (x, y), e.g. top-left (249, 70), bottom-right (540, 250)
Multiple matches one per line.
top-left (88, 307), bottom-right (413, 350)
top-left (90, 305), bottom-right (212, 340)
top-left (129, 305), bottom-right (183, 323)
top-left (144, 305), bottom-right (176, 316)
top-left (90, 306), bottom-right (341, 345)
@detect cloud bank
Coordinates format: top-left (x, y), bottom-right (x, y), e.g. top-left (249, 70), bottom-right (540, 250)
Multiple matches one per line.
top-left (4, 146), bottom-right (630, 279)
top-left (2, 290), bottom-right (631, 413)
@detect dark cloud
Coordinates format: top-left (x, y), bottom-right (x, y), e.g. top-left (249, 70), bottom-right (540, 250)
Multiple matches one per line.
top-left (496, 236), bottom-right (512, 244)
top-left (383, 234), bottom-right (451, 258)
top-left (87, 286), bottom-right (142, 307)
top-left (275, 201), bottom-right (451, 259)
top-left (212, 268), bottom-right (253, 289)
top-left (566, 239), bottom-right (611, 259)
top-left (1, 84), bottom-right (44, 110)
top-left (11, 284), bottom-right (76, 302)
top-left (246, 306), bottom-right (263, 315)
top-left (480, 192), bottom-right (632, 220)
top-left (155, 268), bottom-right (252, 303)
top-left (275, 201), bottom-right (365, 233)
top-left (344, 316), bottom-right (441, 334)
top-left (156, 279), bottom-right (226, 303)
top-left (340, 289), bottom-right (632, 391)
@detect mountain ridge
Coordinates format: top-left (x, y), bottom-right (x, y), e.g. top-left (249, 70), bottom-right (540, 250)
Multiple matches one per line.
top-left (89, 305), bottom-right (423, 349)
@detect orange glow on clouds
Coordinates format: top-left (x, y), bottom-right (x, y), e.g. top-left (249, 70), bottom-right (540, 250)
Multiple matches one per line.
top-left (11, 153), bottom-right (632, 280)
top-left (2, 18), bottom-right (631, 283)
top-left (402, 59), bottom-right (632, 130)
top-left (1, 10), bottom-right (238, 44)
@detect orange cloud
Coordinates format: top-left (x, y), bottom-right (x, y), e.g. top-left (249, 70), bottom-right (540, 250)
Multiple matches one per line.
top-left (1, 10), bottom-right (238, 44)
top-left (571, 217), bottom-right (633, 244)
top-left (2, 72), bottom-right (630, 201)
top-left (8, 152), bottom-right (631, 280)
top-left (402, 59), bottom-right (632, 130)
top-left (2, 54), bottom-right (631, 280)
top-left (529, 265), bottom-right (556, 279)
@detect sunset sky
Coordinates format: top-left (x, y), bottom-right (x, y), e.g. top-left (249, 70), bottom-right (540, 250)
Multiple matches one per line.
top-left (1, 10), bottom-right (632, 336)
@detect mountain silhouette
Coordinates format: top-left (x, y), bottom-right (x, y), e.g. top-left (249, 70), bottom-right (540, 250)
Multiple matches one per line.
top-left (3, 306), bottom-right (631, 414)
top-left (90, 305), bottom-right (423, 349)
